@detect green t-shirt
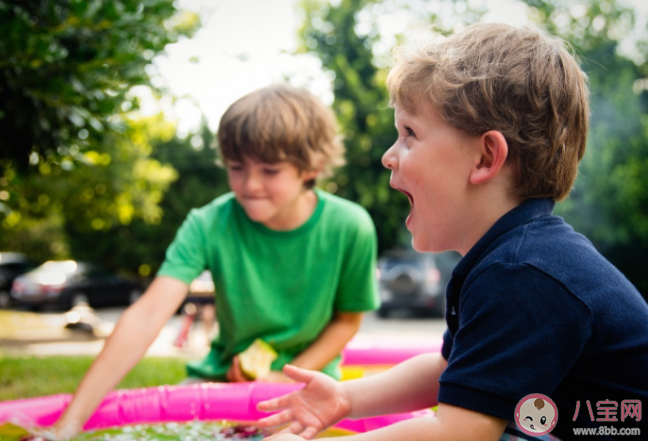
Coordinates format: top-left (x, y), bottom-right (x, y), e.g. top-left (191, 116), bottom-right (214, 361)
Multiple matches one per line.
top-left (157, 189), bottom-right (379, 380)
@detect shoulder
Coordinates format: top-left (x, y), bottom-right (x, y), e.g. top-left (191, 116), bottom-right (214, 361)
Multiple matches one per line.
top-left (175, 193), bottom-right (239, 237)
top-left (185, 192), bottom-right (237, 222)
top-left (469, 214), bottom-right (640, 311)
top-left (317, 189), bottom-right (375, 232)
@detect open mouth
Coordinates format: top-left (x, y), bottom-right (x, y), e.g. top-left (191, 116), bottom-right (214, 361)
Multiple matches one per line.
top-left (397, 188), bottom-right (414, 206)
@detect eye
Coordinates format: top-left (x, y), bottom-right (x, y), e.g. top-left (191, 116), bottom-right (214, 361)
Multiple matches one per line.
top-left (405, 126), bottom-right (416, 138)
top-left (524, 416), bottom-right (533, 421)
top-left (262, 168), bottom-right (280, 175)
top-left (228, 164), bottom-right (243, 172)
top-left (541, 416), bottom-right (547, 425)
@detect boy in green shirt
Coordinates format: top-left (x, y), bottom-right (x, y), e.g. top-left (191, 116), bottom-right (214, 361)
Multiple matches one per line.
top-left (51, 84), bottom-right (379, 438)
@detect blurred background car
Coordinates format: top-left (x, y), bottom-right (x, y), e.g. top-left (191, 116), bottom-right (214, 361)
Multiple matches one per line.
top-left (10, 260), bottom-right (143, 310)
top-left (0, 252), bottom-right (39, 309)
top-left (377, 248), bottom-right (460, 318)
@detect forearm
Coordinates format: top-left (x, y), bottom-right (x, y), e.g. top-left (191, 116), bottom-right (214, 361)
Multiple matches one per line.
top-left (58, 308), bottom-right (163, 426)
top-left (290, 312), bottom-right (362, 371)
top-left (343, 353), bottom-right (446, 418)
top-left (56, 277), bottom-right (186, 431)
top-left (315, 408), bottom-right (504, 441)
top-left (315, 418), bottom-right (442, 441)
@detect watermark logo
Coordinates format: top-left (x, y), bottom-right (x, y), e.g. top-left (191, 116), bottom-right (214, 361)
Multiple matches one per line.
top-left (515, 393), bottom-right (559, 437)
top-left (573, 399), bottom-right (642, 423)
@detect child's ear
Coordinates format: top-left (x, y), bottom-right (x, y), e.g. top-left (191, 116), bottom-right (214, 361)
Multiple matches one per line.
top-left (301, 168), bottom-right (320, 183)
top-left (469, 130), bottom-right (509, 185)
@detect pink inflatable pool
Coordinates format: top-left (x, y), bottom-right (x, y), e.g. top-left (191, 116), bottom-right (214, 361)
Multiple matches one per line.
top-left (341, 335), bottom-right (442, 366)
top-left (0, 382), bottom-right (433, 434)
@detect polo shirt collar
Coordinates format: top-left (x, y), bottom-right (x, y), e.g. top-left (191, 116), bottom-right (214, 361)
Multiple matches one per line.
top-left (452, 198), bottom-right (555, 277)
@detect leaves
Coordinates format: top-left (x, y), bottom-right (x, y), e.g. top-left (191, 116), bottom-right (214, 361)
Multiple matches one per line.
top-left (0, 0), bottom-right (200, 270)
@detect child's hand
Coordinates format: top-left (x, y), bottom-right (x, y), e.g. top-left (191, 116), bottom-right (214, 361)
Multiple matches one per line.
top-left (256, 365), bottom-right (350, 440)
top-left (226, 355), bottom-right (250, 382)
top-left (46, 418), bottom-right (83, 440)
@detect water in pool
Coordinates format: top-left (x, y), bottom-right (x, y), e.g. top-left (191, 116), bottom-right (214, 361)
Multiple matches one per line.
top-left (0, 421), bottom-right (352, 441)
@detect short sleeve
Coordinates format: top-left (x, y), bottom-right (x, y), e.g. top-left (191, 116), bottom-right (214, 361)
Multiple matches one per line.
top-left (441, 329), bottom-right (453, 361)
top-left (157, 209), bottom-right (208, 285)
top-left (438, 263), bottom-right (593, 420)
top-left (333, 210), bottom-right (380, 312)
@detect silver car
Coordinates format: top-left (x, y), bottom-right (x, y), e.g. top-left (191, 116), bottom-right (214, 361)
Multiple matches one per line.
top-left (377, 249), bottom-right (460, 318)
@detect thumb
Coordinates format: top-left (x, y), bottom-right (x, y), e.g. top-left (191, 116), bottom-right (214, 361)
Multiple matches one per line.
top-left (282, 364), bottom-right (318, 384)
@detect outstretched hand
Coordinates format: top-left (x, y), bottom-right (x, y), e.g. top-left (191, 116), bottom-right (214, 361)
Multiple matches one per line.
top-left (256, 365), bottom-right (351, 440)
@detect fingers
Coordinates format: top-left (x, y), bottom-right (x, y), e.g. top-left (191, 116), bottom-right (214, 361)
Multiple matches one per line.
top-left (299, 426), bottom-right (319, 440)
top-left (282, 364), bottom-right (318, 384)
top-left (257, 409), bottom-right (294, 428)
top-left (284, 421), bottom-right (304, 435)
top-left (227, 356), bottom-right (248, 383)
top-left (257, 392), bottom-right (293, 412)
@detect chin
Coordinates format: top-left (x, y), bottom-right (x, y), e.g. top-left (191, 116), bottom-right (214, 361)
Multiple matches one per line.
top-left (412, 236), bottom-right (449, 254)
top-left (243, 210), bottom-right (271, 223)
top-left (411, 236), bottom-right (430, 253)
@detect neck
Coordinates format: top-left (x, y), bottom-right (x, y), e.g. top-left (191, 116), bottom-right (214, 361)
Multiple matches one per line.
top-left (456, 193), bottom-right (521, 256)
top-left (262, 189), bottom-right (318, 231)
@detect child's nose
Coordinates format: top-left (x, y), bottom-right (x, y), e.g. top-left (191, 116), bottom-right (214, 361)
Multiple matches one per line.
top-left (382, 144), bottom-right (398, 170)
top-left (243, 172), bottom-right (263, 192)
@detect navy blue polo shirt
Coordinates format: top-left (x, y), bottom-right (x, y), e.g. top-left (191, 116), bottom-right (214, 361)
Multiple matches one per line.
top-left (438, 198), bottom-right (648, 440)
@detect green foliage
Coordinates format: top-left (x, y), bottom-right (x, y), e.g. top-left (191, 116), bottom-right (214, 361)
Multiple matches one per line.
top-left (64, 123), bottom-right (229, 276)
top-left (299, 0), bottom-right (406, 253)
top-left (0, 0), bottom-right (199, 169)
top-left (0, 0), bottom-right (201, 269)
top-left (522, 0), bottom-right (648, 293)
top-left (0, 354), bottom-right (187, 400)
top-left (0, 114), bottom-right (180, 267)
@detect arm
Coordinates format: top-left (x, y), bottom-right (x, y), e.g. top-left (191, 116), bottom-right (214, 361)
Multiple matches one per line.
top-left (268, 405), bottom-right (506, 441)
top-left (291, 311), bottom-right (363, 371)
top-left (231, 312), bottom-right (364, 383)
top-left (260, 353), bottom-right (444, 424)
top-left (259, 355), bottom-right (505, 441)
top-left (51, 276), bottom-right (187, 439)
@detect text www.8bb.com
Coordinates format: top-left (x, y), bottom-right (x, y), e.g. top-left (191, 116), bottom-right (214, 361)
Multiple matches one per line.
top-left (573, 426), bottom-right (640, 436)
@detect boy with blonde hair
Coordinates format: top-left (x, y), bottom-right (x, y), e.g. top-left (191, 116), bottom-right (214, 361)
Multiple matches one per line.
top-left (51, 84), bottom-right (379, 438)
top-left (257, 24), bottom-right (648, 441)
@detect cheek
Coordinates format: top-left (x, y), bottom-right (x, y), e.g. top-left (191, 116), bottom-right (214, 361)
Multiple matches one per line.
top-left (227, 174), bottom-right (243, 192)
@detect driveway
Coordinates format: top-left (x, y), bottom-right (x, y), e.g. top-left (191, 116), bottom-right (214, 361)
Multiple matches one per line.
top-left (0, 307), bottom-right (446, 358)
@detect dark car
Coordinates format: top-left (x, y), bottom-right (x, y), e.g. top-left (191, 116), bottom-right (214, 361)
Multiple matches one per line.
top-left (10, 260), bottom-right (143, 310)
top-left (376, 248), bottom-right (460, 318)
top-left (0, 252), bottom-right (39, 308)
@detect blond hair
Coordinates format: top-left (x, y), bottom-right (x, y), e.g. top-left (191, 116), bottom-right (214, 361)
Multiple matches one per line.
top-left (217, 84), bottom-right (345, 188)
top-left (387, 23), bottom-right (590, 201)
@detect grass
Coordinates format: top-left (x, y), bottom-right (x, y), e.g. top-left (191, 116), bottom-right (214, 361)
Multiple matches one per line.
top-left (0, 354), bottom-right (188, 401)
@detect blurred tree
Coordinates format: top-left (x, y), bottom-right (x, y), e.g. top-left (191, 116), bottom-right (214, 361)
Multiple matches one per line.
top-left (0, 0), bottom-right (198, 169)
top-left (0, 0), bottom-right (200, 269)
top-left (0, 113), bottom-right (179, 267)
top-left (521, 0), bottom-right (648, 293)
top-left (299, 0), bottom-right (408, 254)
top-left (65, 121), bottom-right (229, 277)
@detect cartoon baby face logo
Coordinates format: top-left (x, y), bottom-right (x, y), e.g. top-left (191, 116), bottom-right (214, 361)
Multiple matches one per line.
top-left (515, 393), bottom-right (559, 437)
